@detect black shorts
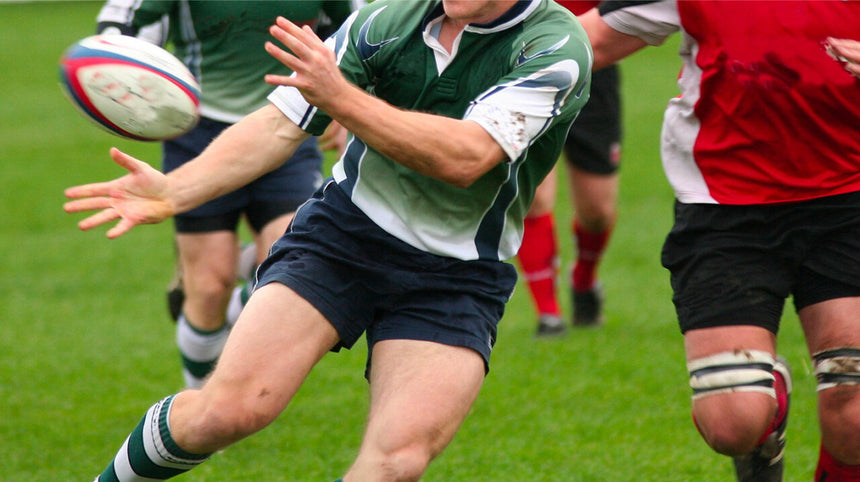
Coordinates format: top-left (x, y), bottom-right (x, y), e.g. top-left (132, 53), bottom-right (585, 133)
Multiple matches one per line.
top-left (256, 181), bottom-right (518, 373)
top-left (163, 116), bottom-right (323, 233)
top-left (661, 191), bottom-right (860, 334)
top-left (564, 65), bottom-right (622, 175)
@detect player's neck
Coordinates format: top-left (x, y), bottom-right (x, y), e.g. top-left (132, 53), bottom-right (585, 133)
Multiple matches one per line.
top-left (438, 0), bottom-right (517, 51)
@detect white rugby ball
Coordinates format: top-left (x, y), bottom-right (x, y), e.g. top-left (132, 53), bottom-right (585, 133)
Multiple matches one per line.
top-left (59, 34), bottom-right (200, 141)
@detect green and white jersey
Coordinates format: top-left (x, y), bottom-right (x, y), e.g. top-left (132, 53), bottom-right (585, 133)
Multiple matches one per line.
top-left (269, 0), bottom-right (591, 261)
top-left (97, 0), bottom-right (360, 123)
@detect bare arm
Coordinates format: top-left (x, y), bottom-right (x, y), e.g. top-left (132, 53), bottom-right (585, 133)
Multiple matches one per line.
top-left (64, 104), bottom-right (309, 238)
top-left (578, 8), bottom-right (649, 71)
top-left (264, 17), bottom-right (507, 189)
top-left (165, 104), bottom-right (308, 211)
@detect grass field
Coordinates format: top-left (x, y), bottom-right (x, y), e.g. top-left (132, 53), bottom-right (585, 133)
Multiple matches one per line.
top-left (0, 2), bottom-right (821, 480)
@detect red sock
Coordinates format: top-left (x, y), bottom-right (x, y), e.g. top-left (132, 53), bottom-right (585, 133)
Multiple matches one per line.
top-left (518, 213), bottom-right (560, 316)
top-left (816, 444), bottom-right (860, 481)
top-left (571, 221), bottom-right (612, 292)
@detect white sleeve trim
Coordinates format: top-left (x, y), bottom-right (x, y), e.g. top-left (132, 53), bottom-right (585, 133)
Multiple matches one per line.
top-left (267, 85), bottom-right (316, 131)
top-left (603, 0), bottom-right (680, 46)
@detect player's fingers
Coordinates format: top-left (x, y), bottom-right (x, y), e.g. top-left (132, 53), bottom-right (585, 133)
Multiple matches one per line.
top-left (107, 218), bottom-right (136, 239)
top-left (270, 19), bottom-right (309, 57)
top-left (264, 73), bottom-right (299, 88)
top-left (265, 41), bottom-right (304, 74)
top-left (65, 181), bottom-right (116, 199)
top-left (300, 24), bottom-right (325, 48)
top-left (63, 196), bottom-right (113, 213)
top-left (110, 147), bottom-right (147, 173)
top-left (77, 208), bottom-right (120, 231)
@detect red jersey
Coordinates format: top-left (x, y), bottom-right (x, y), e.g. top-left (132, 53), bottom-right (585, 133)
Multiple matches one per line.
top-left (555, 1), bottom-right (599, 16)
top-left (602, 0), bottom-right (860, 204)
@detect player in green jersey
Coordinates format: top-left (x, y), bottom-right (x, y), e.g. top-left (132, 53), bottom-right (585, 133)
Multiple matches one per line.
top-left (66, 1), bottom-right (591, 479)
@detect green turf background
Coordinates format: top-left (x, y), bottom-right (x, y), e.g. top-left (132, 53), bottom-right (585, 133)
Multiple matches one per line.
top-left (0, 2), bottom-right (819, 480)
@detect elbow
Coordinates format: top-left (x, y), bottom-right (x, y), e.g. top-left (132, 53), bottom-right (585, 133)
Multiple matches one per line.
top-left (446, 174), bottom-right (480, 189)
top-left (435, 152), bottom-right (503, 189)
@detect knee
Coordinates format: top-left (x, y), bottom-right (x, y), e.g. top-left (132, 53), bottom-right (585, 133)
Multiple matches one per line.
top-left (178, 389), bottom-right (280, 452)
top-left (688, 350), bottom-right (780, 456)
top-left (695, 409), bottom-right (770, 456)
top-left (371, 444), bottom-right (433, 482)
top-left (349, 436), bottom-right (435, 482)
top-left (189, 272), bottom-right (235, 303)
top-left (575, 204), bottom-right (615, 232)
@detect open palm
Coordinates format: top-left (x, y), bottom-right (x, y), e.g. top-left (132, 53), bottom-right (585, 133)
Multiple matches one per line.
top-left (64, 147), bottom-right (174, 238)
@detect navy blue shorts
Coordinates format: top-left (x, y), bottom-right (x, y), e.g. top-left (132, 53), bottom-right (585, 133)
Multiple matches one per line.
top-left (256, 181), bottom-right (518, 373)
top-left (163, 116), bottom-right (323, 233)
top-left (661, 191), bottom-right (860, 334)
top-left (564, 65), bottom-right (622, 175)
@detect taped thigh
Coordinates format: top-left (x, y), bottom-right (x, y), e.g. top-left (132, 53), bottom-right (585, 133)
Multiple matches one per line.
top-left (814, 348), bottom-right (860, 391)
top-left (688, 350), bottom-right (776, 400)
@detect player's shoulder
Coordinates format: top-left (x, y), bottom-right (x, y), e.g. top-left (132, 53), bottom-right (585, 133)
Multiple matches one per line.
top-left (350, 0), bottom-right (433, 26)
top-left (519, 1), bottom-right (592, 64)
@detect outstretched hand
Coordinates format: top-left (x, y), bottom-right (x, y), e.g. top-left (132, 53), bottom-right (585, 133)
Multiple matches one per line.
top-left (64, 148), bottom-right (174, 238)
top-left (264, 16), bottom-right (350, 112)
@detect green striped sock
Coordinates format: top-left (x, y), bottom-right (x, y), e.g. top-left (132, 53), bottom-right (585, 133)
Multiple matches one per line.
top-left (96, 395), bottom-right (210, 481)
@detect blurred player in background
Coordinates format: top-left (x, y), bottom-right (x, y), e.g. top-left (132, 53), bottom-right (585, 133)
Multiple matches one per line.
top-left (518, 0), bottom-right (621, 336)
top-left (580, 2), bottom-right (860, 481)
top-left (96, 0), bottom-right (359, 388)
top-left (66, 1), bottom-right (592, 479)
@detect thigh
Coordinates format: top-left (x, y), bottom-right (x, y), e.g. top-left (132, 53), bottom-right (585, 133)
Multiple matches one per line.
top-left (799, 297), bottom-right (860, 356)
top-left (364, 339), bottom-right (485, 457)
top-left (661, 202), bottom-right (792, 334)
top-left (205, 283), bottom-right (340, 415)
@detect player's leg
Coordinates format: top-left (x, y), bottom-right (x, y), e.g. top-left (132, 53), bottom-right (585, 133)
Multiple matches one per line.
top-left (562, 65), bottom-right (621, 327)
top-left (662, 201), bottom-right (796, 482)
top-left (175, 229), bottom-right (240, 388)
top-left (566, 165), bottom-right (617, 326)
top-left (791, 222), bottom-right (860, 480)
top-left (800, 297), bottom-right (860, 480)
top-left (337, 210), bottom-right (517, 480)
top-left (94, 282), bottom-right (340, 481)
top-left (344, 340), bottom-right (486, 481)
top-left (519, 167), bottom-right (565, 336)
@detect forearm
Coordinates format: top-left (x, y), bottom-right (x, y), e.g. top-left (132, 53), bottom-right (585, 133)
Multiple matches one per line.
top-left (323, 82), bottom-right (506, 188)
top-left (167, 104), bottom-right (309, 214)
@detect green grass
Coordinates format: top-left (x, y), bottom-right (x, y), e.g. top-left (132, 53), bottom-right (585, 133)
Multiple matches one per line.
top-left (0, 2), bottom-right (819, 480)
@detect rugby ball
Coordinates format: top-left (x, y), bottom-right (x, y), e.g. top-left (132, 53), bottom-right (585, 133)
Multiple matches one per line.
top-left (59, 34), bottom-right (200, 141)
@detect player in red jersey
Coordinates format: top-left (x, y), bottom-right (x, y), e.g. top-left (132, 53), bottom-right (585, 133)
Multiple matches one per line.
top-left (580, 2), bottom-right (860, 481)
top-left (518, 0), bottom-right (621, 335)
